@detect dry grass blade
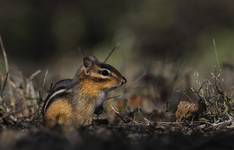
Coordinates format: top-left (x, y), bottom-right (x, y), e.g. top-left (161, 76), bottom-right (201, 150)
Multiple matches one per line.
top-left (106, 95), bottom-right (122, 101)
top-left (1, 72), bottom-right (8, 96)
top-left (30, 70), bottom-right (41, 80)
top-left (42, 70), bottom-right (48, 89)
top-left (111, 104), bottom-right (129, 123)
top-left (0, 35), bottom-right (10, 97)
top-left (212, 38), bottom-right (221, 69)
top-left (143, 117), bottom-right (152, 126)
top-left (0, 35), bottom-right (9, 74)
top-left (124, 69), bottom-right (146, 89)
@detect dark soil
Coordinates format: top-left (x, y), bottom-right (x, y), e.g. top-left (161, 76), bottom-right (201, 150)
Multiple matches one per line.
top-left (0, 119), bottom-right (233, 150)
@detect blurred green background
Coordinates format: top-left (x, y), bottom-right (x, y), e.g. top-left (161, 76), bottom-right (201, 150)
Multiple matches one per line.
top-left (0, 0), bottom-right (234, 77)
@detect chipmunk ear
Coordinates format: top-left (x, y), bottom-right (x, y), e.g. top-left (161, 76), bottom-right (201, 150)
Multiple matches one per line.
top-left (83, 56), bottom-right (98, 69)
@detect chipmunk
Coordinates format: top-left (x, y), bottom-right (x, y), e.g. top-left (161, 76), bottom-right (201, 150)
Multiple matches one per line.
top-left (43, 56), bottom-right (127, 128)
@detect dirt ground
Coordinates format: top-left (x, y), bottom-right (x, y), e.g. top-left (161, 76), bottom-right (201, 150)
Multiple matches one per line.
top-left (0, 119), bottom-right (233, 150)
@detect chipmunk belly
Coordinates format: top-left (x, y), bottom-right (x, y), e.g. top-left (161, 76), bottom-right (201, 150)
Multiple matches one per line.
top-left (72, 97), bottom-right (97, 127)
top-left (44, 98), bottom-right (72, 128)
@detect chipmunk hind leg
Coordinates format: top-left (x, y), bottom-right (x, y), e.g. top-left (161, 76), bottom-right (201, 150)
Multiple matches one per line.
top-left (44, 99), bottom-right (73, 128)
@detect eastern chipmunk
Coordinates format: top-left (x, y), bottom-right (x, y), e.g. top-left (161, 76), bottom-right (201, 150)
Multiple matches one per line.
top-left (43, 56), bottom-right (127, 128)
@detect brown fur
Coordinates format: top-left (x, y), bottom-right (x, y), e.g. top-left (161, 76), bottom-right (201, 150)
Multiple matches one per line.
top-left (78, 78), bottom-right (119, 96)
top-left (72, 97), bottom-right (96, 127)
top-left (44, 96), bottom-right (96, 128)
top-left (175, 101), bottom-right (198, 122)
top-left (44, 98), bottom-right (72, 128)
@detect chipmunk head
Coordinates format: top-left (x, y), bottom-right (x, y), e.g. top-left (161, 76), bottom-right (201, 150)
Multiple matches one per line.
top-left (79, 56), bottom-right (127, 95)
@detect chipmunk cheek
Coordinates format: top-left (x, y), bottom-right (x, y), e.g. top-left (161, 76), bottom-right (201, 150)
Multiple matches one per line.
top-left (110, 80), bottom-right (117, 88)
top-left (105, 80), bottom-right (118, 89)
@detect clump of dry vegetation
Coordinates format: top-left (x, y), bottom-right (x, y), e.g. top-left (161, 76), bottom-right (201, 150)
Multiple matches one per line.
top-left (0, 36), bottom-right (42, 129)
top-left (193, 69), bottom-right (234, 124)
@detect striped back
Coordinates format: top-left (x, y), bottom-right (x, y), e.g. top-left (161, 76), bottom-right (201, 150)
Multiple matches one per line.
top-left (42, 79), bottom-right (78, 115)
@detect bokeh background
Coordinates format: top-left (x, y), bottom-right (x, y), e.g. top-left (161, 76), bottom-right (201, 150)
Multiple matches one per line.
top-left (1, 0), bottom-right (234, 78)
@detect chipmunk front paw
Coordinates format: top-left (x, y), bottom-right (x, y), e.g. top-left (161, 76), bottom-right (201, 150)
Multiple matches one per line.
top-left (75, 115), bottom-right (93, 127)
top-left (80, 117), bottom-right (93, 126)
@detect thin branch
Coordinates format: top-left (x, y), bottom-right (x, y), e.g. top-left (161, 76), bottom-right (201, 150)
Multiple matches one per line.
top-left (104, 43), bottom-right (120, 63)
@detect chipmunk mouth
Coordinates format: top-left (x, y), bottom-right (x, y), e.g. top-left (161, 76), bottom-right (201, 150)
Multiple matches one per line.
top-left (107, 86), bottom-right (118, 92)
top-left (120, 77), bottom-right (127, 86)
top-left (104, 78), bottom-right (126, 92)
top-left (110, 84), bottom-right (123, 91)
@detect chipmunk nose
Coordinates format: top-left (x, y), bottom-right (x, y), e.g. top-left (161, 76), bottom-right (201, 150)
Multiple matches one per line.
top-left (120, 77), bottom-right (127, 85)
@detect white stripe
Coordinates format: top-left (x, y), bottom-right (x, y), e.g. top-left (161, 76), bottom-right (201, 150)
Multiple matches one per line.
top-left (43, 89), bottom-right (67, 113)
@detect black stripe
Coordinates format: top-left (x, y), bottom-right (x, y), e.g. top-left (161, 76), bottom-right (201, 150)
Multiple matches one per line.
top-left (99, 63), bottom-right (123, 78)
top-left (42, 79), bottom-right (78, 115)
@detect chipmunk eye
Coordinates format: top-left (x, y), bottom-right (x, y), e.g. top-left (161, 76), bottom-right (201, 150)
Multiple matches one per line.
top-left (100, 69), bottom-right (110, 76)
